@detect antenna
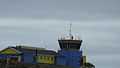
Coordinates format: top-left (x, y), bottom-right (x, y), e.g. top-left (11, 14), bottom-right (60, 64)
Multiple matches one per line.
top-left (69, 23), bottom-right (73, 39)
top-left (69, 23), bottom-right (72, 36)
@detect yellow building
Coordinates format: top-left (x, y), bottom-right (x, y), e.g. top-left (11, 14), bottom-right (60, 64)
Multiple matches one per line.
top-left (36, 50), bottom-right (56, 64)
top-left (37, 54), bottom-right (55, 64)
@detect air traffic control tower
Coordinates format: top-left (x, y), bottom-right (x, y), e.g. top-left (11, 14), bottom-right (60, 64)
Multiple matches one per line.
top-left (56, 24), bottom-right (84, 68)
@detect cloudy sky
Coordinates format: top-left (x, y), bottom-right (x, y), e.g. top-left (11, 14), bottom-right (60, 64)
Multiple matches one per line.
top-left (0, 0), bottom-right (120, 68)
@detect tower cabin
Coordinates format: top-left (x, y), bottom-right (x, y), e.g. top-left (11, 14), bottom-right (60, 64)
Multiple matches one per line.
top-left (58, 23), bottom-right (82, 50)
top-left (58, 35), bottom-right (82, 50)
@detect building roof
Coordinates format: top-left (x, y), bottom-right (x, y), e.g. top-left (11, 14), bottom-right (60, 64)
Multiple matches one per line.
top-left (37, 50), bottom-right (57, 55)
top-left (0, 46), bottom-right (56, 55)
top-left (0, 47), bottom-right (22, 55)
top-left (10, 46), bottom-right (56, 55)
top-left (14, 46), bottom-right (45, 52)
top-left (16, 45), bottom-right (45, 50)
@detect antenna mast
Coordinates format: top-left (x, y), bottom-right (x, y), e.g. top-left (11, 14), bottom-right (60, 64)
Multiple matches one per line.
top-left (69, 23), bottom-right (73, 39)
top-left (69, 23), bottom-right (72, 36)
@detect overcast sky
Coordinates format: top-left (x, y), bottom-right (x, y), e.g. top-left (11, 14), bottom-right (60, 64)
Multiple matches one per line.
top-left (0, 0), bottom-right (120, 68)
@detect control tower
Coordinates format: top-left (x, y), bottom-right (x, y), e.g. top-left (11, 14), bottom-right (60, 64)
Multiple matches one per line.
top-left (57, 24), bottom-right (83, 68)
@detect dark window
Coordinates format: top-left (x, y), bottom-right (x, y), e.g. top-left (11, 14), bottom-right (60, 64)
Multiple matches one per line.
top-left (47, 57), bottom-right (49, 60)
top-left (51, 57), bottom-right (53, 60)
top-left (44, 56), bottom-right (46, 59)
top-left (40, 56), bottom-right (42, 59)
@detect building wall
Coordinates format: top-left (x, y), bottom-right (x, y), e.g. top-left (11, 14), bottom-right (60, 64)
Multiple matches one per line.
top-left (0, 54), bottom-right (21, 64)
top-left (56, 56), bottom-right (66, 65)
top-left (36, 54), bottom-right (55, 64)
top-left (22, 52), bottom-right (36, 64)
top-left (0, 54), bottom-right (7, 63)
top-left (56, 50), bottom-right (83, 68)
top-left (0, 54), bottom-right (7, 59)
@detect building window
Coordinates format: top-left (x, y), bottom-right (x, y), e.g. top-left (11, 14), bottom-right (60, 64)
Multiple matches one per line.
top-left (40, 56), bottom-right (42, 59)
top-left (44, 56), bottom-right (46, 59)
top-left (51, 57), bottom-right (53, 61)
top-left (47, 57), bottom-right (49, 60)
top-left (33, 56), bottom-right (37, 61)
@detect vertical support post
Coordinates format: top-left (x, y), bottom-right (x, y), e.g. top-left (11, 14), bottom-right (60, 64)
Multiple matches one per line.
top-left (18, 56), bottom-right (21, 63)
top-left (5, 56), bottom-right (9, 68)
top-left (83, 56), bottom-right (86, 64)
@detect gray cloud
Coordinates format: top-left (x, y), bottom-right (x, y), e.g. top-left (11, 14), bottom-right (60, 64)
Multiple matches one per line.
top-left (0, 0), bottom-right (120, 21)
